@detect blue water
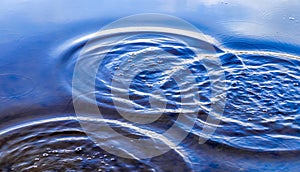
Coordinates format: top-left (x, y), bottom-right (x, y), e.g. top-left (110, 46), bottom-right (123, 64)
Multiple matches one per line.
top-left (1, 1), bottom-right (300, 171)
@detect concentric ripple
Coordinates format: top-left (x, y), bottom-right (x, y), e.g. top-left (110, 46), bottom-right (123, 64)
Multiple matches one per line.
top-left (2, 13), bottom-right (300, 171)
top-left (0, 117), bottom-right (192, 171)
top-left (72, 13), bottom-right (226, 159)
top-left (68, 14), bottom-right (300, 156)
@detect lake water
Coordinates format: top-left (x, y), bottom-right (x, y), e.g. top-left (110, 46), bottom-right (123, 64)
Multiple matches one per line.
top-left (0, 1), bottom-right (300, 171)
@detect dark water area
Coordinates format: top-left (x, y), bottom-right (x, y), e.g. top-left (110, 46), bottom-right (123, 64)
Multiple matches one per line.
top-left (0, 1), bottom-right (300, 171)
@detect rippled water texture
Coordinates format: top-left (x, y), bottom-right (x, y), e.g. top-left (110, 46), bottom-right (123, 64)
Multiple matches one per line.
top-left (1, 4), bottom-right (300, 172)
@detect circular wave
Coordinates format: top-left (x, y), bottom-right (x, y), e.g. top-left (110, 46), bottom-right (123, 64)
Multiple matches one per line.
top-left (72, 13), bottom-right (226, 159)
top-left (0, 117), bottom-right (192, 171)
top-left (1, 12), bottom-right (300, 172)
top-left (54, 13), bottom-right (300, 157)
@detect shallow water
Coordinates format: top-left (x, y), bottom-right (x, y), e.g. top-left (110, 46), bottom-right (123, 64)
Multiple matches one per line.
top-left (1, 1), bottom-right (300, 171)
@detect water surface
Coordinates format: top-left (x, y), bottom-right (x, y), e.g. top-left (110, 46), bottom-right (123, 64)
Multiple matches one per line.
top-left (0, 1), bottom-right (300, 171)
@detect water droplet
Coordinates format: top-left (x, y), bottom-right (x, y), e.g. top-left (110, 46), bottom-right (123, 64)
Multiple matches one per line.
top-left (289, 17), bottom-right (295, 20)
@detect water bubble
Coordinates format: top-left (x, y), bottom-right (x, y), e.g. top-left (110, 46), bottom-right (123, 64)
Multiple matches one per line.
top-left (75, 147), bottom-right (82, 152)
top-left (52, 150), bottom-right (58, 153)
